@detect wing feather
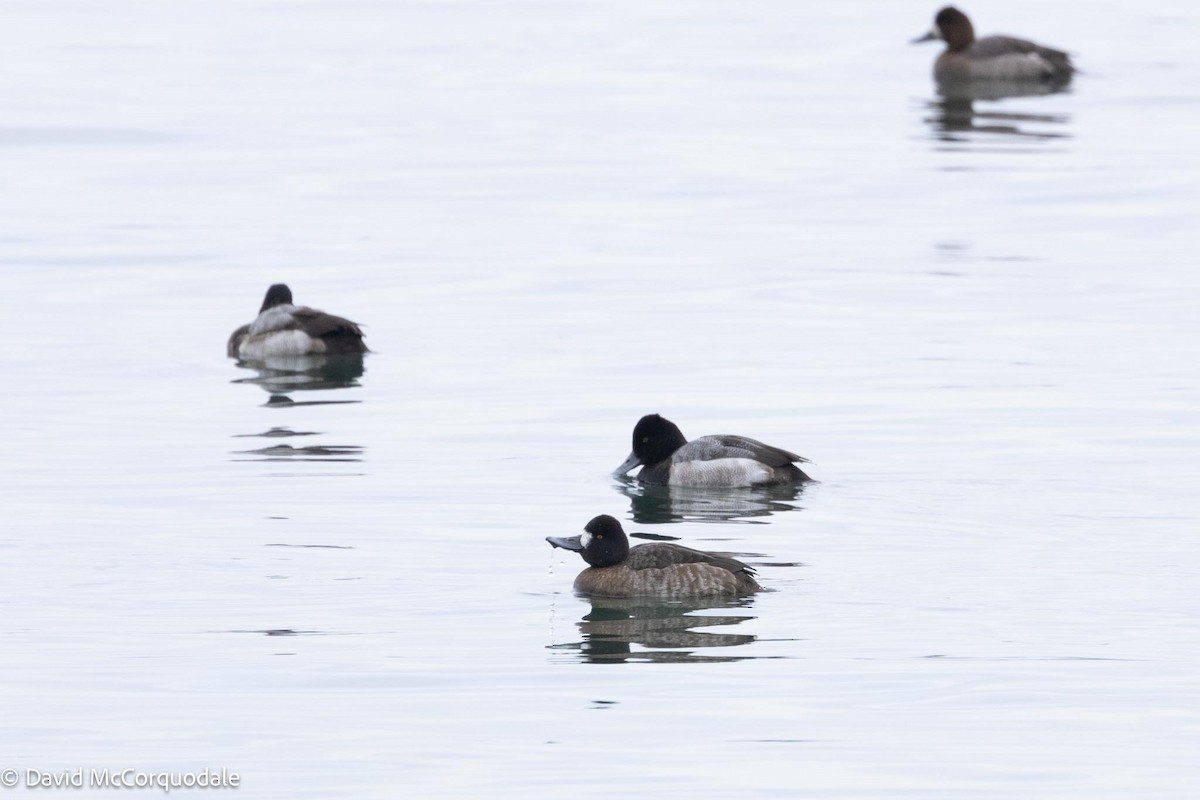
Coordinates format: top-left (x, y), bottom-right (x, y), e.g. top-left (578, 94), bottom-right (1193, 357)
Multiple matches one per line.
top-left (675, 434), bottom-right (809, 466)
top-left (626, 543), bottom-right (756, 577)
top-left (967, 36), bottom-right (1074, 78)
top-left (289, 306), bottom-right (365, 339)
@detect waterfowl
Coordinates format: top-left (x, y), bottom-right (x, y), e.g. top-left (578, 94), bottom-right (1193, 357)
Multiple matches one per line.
top-left (547, 515), bottom-right (761, 598)
top-left (913, 7), bottom-right (1075, 84)
top-left (613, 414), bottom-right (812, 487)
top-left (227, 284), bottom-right (367, 359)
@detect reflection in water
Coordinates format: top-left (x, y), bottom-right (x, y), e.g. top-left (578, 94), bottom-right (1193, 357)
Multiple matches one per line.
top-left (615, 478), bottom-right (806, 524)
top-left (230, 427), bottom-right (364, 462)
top-left (549, 597), bottom-right (761, 664)
top-left (232, 443), bottom-right (363, 462)
top-left (233, 427), bottom-right (320, 439)
top-left (264, 543), bottom-right (355, 550)
top-left (262, 394), bottom-right (359, 408)
top-left (923, 80), bottom-right (1072, 144)
top-left (230, 355), bottom-right (366, 460)
top-left (231, 353), bottom-right (366, 394)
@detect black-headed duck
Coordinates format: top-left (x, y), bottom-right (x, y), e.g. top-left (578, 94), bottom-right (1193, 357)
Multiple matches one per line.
top-left (227, 284), bottom-right (367, 359)
top-left (547, 514), bottom-right (761, 598)
top-left (613, 414), bottom-right (812, 487)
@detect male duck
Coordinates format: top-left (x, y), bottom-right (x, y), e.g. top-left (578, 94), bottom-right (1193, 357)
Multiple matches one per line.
top-left (547, 515), bottom-right (761, 598)
top-left (613, 414), bottom-right (812, 488)
top-left (913, 6), bottom-right (1075, 83)
top-left (227, 284), bottom-right (367, 359)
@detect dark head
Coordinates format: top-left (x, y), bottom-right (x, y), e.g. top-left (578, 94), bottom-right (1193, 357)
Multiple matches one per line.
top-left (546, 514), bottom-right (631, 568)
top-left (259, 283), bottom-right (294, 313)
top-left (612, 414), bottom-right (688, 475)
top-left (912, 6), bottom-right (975, 51)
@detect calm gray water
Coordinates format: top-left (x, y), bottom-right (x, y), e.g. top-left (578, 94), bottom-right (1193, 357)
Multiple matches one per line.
top-left (2, 1), bottom-right (1198, 797)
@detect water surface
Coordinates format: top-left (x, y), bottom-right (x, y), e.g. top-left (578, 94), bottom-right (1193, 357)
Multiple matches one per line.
top-left (2, 1), bottom-right (1198, 797)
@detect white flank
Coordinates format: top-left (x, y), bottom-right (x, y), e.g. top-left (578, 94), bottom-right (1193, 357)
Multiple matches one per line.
top-left (670, 458), bottom-right (771, 488)
top-left (238, 330), bottom-right (320, 359)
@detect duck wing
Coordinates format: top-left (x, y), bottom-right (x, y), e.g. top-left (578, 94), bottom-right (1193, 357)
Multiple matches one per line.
top-left (676, 434), bottom-right (809, 466)
top-left (626, 542), bottom-right (756, 577)
top-left (286, 306), bottom-right (368, 354)
top-left (969, 35), bottom-right (1074, 75)
top-left (289, 306), bottom-right (365, 339)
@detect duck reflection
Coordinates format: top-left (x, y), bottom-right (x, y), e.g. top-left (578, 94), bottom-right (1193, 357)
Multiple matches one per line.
top-left (923, 81), bottom-right (1072, 144)
top-left (231, 353), bottom-right (366, 400)
top-left (230, 427), bottom-right (364, 462)
top-left (615, 477), bottom-right (806, 524)
top-left (229, 354), bottom-right (366, 462)
top-left (549, 597), bottom-right (759, 664)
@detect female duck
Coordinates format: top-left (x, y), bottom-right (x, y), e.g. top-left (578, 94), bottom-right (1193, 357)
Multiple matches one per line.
top-left (227, 284), bottom-right (367, 359)
top-left (613, 414), bottom-right (812, 488)
top-left (547, 515), bottom-right (761, 598)
top-left (913, 6), bottom-right (1075, 83)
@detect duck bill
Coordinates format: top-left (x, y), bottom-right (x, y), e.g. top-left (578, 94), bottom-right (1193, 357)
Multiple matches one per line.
top-left (612, 450), bottom-right (642, 476)
top-left (912, 28), bottom-right (940, 44)
top-left (546, 535), bottom-right (584, 552)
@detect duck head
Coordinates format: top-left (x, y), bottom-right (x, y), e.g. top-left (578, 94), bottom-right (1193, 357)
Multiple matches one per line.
top-left (613, 414), bottom-right (688, 475)
top-left (546, 514), bottom-right (631, 568)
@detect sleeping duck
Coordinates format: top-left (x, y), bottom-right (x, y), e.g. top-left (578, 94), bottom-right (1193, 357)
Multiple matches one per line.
top-left (227, 283), bottom-right (367, 359)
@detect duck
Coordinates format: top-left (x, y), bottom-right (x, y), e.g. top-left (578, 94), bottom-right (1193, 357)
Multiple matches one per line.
top-left (613, 414), bottom-right (812, 487)
top-left (912, 6), bottom-right (1075, 84)
top-left (227, 284), bottom-right (367, 359)
top-left (546, 515), bottom-right (761, 598)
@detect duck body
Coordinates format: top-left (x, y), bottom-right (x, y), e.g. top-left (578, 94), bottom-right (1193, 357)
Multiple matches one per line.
top-left (570, 546), bottom-right (762, 598)
top-left (547, 515), bottom-right (761, 598)
top-left (915, 7), bottom-right (1074, 84)
top-left (614, 414), bottom-right (811, 488)
top-left (228, 284), bottom-right (367, 359)
top-left (936, 36), bottom-right (1074, 83)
